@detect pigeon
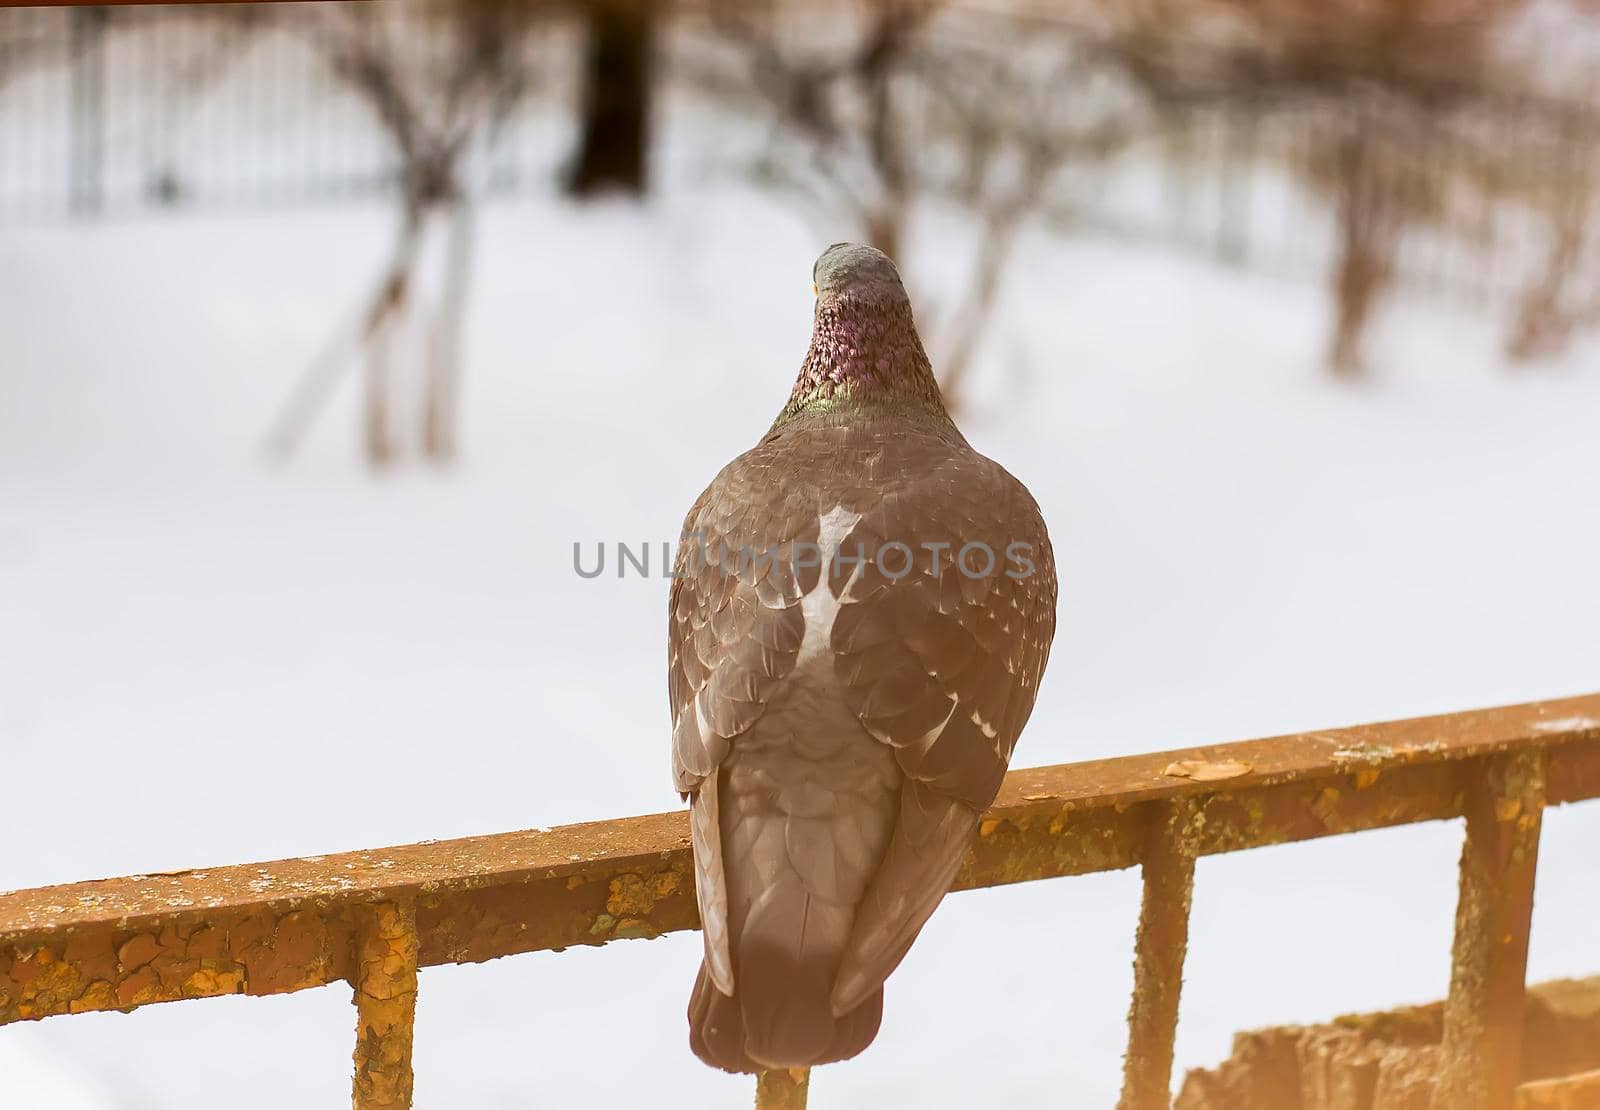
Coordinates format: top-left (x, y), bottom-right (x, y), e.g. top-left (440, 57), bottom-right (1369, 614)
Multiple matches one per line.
top-left (668, 243), bottom-right (1057, 1074)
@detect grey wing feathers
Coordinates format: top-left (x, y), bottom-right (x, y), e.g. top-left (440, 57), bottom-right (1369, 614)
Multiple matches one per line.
top-left (690, 769), bottom-right (735, 994)
top-left (827, 453), bottom-right (1056, 1010)
top-left (830, 779), bottom-right (980, 1014)
top-left (668, 468), bottom-right (816, 1002)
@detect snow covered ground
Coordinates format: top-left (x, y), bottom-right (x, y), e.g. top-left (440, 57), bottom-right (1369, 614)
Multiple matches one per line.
top-left (1, 188), bottom-right (1598, 1108)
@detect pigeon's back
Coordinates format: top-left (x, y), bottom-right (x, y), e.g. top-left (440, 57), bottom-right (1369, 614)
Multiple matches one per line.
top-left (670, 407), bottom-right (1056, 1074)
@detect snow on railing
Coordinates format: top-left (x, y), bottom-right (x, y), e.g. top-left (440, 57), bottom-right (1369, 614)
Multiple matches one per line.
top-left (2, 695), bottom-right (1597, 1109)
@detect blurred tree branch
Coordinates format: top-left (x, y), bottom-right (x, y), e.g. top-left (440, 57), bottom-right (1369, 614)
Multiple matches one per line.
top-left (682, 0), bottom-right (1147, 408)
top-left (265, 0), bottom-right (554, 467)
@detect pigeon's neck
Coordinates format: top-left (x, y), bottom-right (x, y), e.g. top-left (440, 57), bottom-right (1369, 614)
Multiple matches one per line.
top-left (771, 292), bottom-right (951, 432)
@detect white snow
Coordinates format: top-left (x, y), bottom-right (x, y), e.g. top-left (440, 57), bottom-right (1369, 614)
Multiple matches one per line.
top-left (2, 186), bottom-right (1598, 1108)
top-left (0, 1036), bottom-right (116, 1110)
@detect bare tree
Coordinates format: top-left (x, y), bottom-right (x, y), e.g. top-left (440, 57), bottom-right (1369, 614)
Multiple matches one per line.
top-left (1507, 218), bottom-right (1600, 360)
top-left (1505, 106), bottom-right (1600, 360)
top-left (680, 0), bottom-right (1145, 407)
top-left (1274, 91), bottom-right (1472, 377)
top-left (1079, 0), bottom-right (1543, 373)
top-left (265, 0), bottom-right (555, 467)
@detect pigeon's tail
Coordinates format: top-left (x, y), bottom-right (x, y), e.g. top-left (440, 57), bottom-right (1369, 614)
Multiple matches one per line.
top-left (687, 866), bottom-right (884, 1074)
top-left (687, 961), bottom-right (883, 1076)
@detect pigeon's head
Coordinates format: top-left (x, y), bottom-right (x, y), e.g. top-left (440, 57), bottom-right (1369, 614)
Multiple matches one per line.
top-left (811, 243), bottom-right (909, 309)
top-left (769, 242), bottom-right (953, 433)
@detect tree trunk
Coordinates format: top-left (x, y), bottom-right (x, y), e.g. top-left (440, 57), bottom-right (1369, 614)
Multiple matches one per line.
top-left (1506, 197), bottom-right (1586, 362)
top-left (1328, 131), bottom-right (1395, 378)
top-left (423, 200), bottom-right (476, 463)
top-left (364, 312), bottom-right (398, 468)
top-left (567, 0), bottom-right (652, 197)
top-left (361, 207), bottom-right (423, 468)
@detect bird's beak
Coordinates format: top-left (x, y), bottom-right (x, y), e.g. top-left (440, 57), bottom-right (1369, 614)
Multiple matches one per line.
top-left (812, 282), bottom-right (818, 298)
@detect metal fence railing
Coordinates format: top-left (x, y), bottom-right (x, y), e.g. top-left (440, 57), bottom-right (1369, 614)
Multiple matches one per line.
top-left (0, 4), bottom-right (577, 221)
top-left (3, 695), bottom-right (1598, 1109)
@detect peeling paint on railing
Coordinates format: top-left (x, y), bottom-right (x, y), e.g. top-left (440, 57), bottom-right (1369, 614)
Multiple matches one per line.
top-left (2, 695), bottom-right (1597, 1110)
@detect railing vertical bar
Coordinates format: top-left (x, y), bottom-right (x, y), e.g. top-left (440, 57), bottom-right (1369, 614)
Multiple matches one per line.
top-left (1434, 749), bottom-right (1548, 1110)
top-left (1118, 797), bottom-right (1202, 1110)
top-left (755, 1067), bottom-right (810, 1109)
top-left (352, 900), bottom-right (420, 1110)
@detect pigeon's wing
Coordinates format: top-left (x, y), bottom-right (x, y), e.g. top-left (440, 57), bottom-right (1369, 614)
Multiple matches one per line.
top-left (669, 458), bottom-right (820, 996)
top-left (828, 450), bottom-right (1056, 1013)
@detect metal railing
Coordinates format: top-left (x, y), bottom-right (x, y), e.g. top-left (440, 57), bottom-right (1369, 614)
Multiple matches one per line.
top-left (2, 695), bottom-right (1598, 1109)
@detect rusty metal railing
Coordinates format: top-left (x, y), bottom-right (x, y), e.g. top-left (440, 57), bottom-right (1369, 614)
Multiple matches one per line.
top-left (3, 695), bottom-right (1598, 1109)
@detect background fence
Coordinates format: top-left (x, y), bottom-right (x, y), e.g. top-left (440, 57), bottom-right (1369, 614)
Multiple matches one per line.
top-left (0, 4), bottom-right (577, 219)
top-left (1, 2), bottom-right (1598, 323)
